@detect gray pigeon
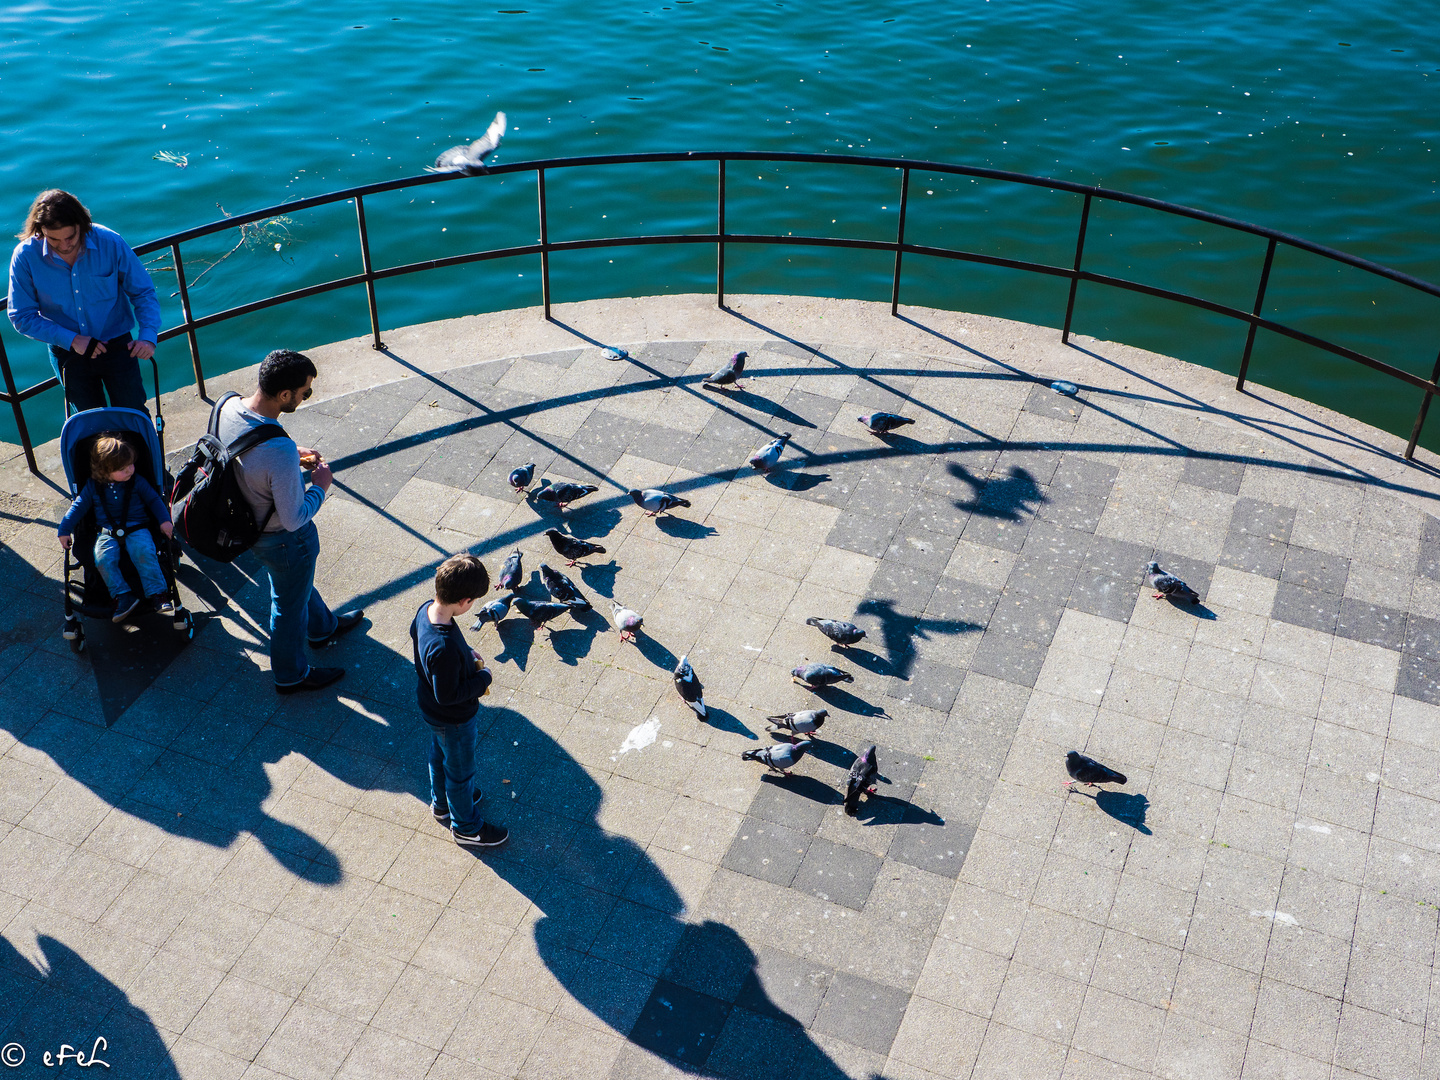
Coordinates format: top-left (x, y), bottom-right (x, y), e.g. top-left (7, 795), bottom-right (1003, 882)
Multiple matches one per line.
top-left (470, 593), bottom-right (512, 632)
top-left (858, 411), bottom-right (915, 435)
top-left (765, 709), bottom-right (827, 743)
top-left (703, 350), bottom-right (747, 390)
top-left (428, 112), bottom-right (506, 175)
top-left (792, 662), bottom-right (854, 688)
top-left (514, 597), bottom-right (571, 631)
top-left (508, 462), bottom-right (536, 494)
top-left (1144, 561), bottom-right (1199, 603)
top-left (629, 488), bottom-right (691, 517)
top-left (806, 617), bottom-right (866, 646)
top-left (610, 600), bottom-right (643, 642)
top-left (748, 432), bottom-right (791, 473)
top-left (844, 744), bottom-right (879, 815)
top-left (496, 549), bottom-right (523, 592)
top-left (1065, 750), bottom-right (1127, 789)
top-left (741, 739), bottom-right (812, 776)
top-left (674, 654), bottom-right (706, 718)
top-left (533, 479), bottom-right (600, 511)
top-left (540, 563), bottom-right (590, 609)
top-left (545, 528), bottom-right (605, 567)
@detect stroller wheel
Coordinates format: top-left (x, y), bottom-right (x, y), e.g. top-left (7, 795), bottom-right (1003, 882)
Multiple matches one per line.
top-left (69, 634), bottom-right (86, 654)
top-left (176, 611), bottom-right (195, 640)
top-left (62, 618), bottom-right (81, 641)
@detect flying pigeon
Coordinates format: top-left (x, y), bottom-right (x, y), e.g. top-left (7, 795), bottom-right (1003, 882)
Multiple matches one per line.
top-left (428, 112), bottom-right (507, 175)
top-left (629, 488), bottom-right (691, 517)
top-left (702, 350), bottom-right (747, 390)
top-left (610, 599), bottom-right (643, 642)
top-left (792, 662), bottom-right (854, 688)
top-left (806, 617), bottom-right (866, 647)
top-left (1064, 750), bottom-right (1128, 790)
top-left (765, 709), bottom-right (827, 743)
top-left (741, 739), bottom-right (812, 776)
top-left (514, 597), bottom-right (571, 632)
top-left (858, 412), bottom-right (915, 436)
top-left (533, 479), bottom-right (600, 511)
top-left (748, 432), bottom-right (792, 473)
top-left (673, 654), bottom-right (706, 718)
top-left (1144, 561), bottom-right (1200, 603)
top-left (470, 593), bottom-right (512, 632)
top-left (508, 462), bottom-right (536, 494)
top-left (545, 528), bottom-right (606, 567)
top-left (844, 744), bottom-right (879, 815)
top-left (496, 549), bottom-right (523, 592)
top-left (540, 563), bottom-right (590, 609)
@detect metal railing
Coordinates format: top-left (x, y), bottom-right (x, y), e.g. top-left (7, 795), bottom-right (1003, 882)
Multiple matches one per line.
top-left (4, 150), bottom-right (1439, 475)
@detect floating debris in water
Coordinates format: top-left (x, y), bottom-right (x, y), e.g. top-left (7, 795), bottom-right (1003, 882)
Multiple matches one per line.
top-left (153, 151), bottom-right (189, 168)
top-left (1051, 380), bottom-right (1079, 396)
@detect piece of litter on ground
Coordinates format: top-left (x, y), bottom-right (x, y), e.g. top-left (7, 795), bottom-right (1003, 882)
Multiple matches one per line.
top-left (502, 778), bottom-right (511, 784)
top-left (618, 717), bottom-right (661, 755)
top-left (1251, 909), bottom-right (1298, 926)
top-left (1051, 380), bottom-right (1079, 396)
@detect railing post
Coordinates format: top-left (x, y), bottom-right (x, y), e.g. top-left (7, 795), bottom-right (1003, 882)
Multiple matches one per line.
top-left (0, 333), bottom-right (39, 476)
top-left (1061, 193), bottom-right (1093, 343)
top-left (1237, 237), bottom-right (1277, 391)
top-left (537, 168), bottom-right (551, 320)
top-left (1404, 347), bottom-right (1440, 460)
top-left (171, 242), bottom-right (206, 398)
top-left (890, 168), bottom-right (910, 316)
top-left (354, 196), bottom-right (385, 350)
top-left (717, 158), bottom-right (727, 309)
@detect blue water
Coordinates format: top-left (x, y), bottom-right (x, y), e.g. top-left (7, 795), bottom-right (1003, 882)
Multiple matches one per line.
top-left (2, 0), bottom-right (1437, 448)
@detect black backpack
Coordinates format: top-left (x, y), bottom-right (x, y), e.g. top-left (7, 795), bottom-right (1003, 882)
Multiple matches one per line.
top-left (171, 391), bottom-right (288, 562)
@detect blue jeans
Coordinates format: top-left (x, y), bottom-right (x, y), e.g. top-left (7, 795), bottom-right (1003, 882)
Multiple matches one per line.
top-left (50, 334), bottom-right (149, 414)
top-left (93, 528), bottom-right (167, 600)
top-left (426, 715), bottom-right (480, 833)
top-left (248, 521), bottom-right (338, 686)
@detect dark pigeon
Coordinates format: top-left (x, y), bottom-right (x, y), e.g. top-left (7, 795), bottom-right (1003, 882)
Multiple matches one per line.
top-left (844, 744), bottom-right (879, 815)
top-left (741, 740), bottom-right (812, 775)
top-left (858, 411), bottom-right (914, 436)
top-left (673, 654), bottom-right (706, 718)
top-left (1065, 750), bottom-right (1127, 789)
top-left (792, 662), bottom-right (853, 688)
top-left (514, 598), bottom-right (571, 631)
top-left (545, 528), bottom-right (606, 567)
top-left (1144, 560), bottom-right (1200, 603)
top-left (508, 462), bottom-right (536, 494)
top-left (540, 563), bottom-right (590, 610)
top-left (748, 432), bottom-right (791, 473)
top-left (765, 709), bottom-right (826, 743)
top-left (629, 488), bottom-right (691, 516)
top-left (470, 593), bottom-right (512, 631)
top-left (806, 617), bottom-right (866, 647)
top-left (533, 479), bottom-right (600, 511)
top-left (703, 350), bottom-right (747, 390)
top-left (496, 549), bottom-right (523, 592)
top-left (428, 111), bottom-right (506, 175)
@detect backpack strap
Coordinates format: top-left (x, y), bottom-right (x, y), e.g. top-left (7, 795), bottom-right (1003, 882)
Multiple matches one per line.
top-left (207, 390), bottom-right (241, 439)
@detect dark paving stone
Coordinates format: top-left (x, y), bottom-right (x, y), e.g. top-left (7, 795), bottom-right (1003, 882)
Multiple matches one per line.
top-left (794, 839), bottom-right (884, 910)
top-left (924, 577), bottom-right (999, 628)
top-left (414, 441), bottom-right (497, 490)
top-left (975, 464), bottom-right (1049, 517)
top-left (554, 825), bottom-right (644, 895)
top-left (869, 562), bottom-right (942, 615)
top-left (885, 658), bottom-right (966, 713)
top-left (847, 474), bottom-right (919, 519)
top-left (748, 774), bottom-right (842, 834)
top-left (1151, 552), bottom-right (1214, 605)
top-left (989, 590), bottom-right (1066, 645)
top-left (1007, 553), bottom-right (1080, 604)
top-left (629, 979), bottom-right (730, 1067)
top-left (590, 899), bottom-right (688, 977)
top-left (811, 973), bottom-right (912, 1056)
top-left (1068, 569), bottom-right (1136, 624)
top-left (333, 442), bottom-right (434, 509)
top-left (678, 435), bottom-right (747, 479)
top-left (1404, 613), bottom-right (1440, 657)
top-left (567, 956), bottom-right (659, 1037)
top-left (777, 389), bottom-right (844, 432)
top-left (706, 1007), bottom-right (809, 1078)
top-left (1022, 381), bottom-right (1086, 423)
top-left (721, 819), bottom-right (812, 887)
top-left (761, 337), bottom-right (819, 361)
top-left (1334, 598), bottom-right (1406, 652)
top-left (961, 511), bottom-right (1031, 554)
top-left (899, 491), bottom-right (972, 539)
top-left (889, 812), bottom-right (975, 880)
top-left (1052, 454), bottom-right (1118, 497)
top-left (661, 921), bottom-right (759, 1003)
top-left (969, 632), bottom-right (1047, 688)
top-left (625, 422), bottom-right (698, 467)
top-left (826, 511), bottom-right (897, 559)
top-left (446, 356), bottom-right (516, 389)
top-left (1181, 455), bottom-right (1247, 495)
top-left (534, 876), bottom-right (619, 952)
top-left (1281, 548), bottom-right (1350, 595)
top-left (1271, 582), bottom-right (1342, 634)
top-left (523, 756), bottom-right (604, 822)
top-left (1220, 498), bottom-right (1295, 579)
top-left (1398, 654), bottom-right (1440, 705)
top-left (556, 438), bottom-right (625, 478)
top-left (1419, 515), bottom-right (1440, 581)
top-left (882, 528), bottom-right (958, 576)
top-left (1036, 491), bottom-right (1107, 534)
top-left (1023, 520), bottom-right (1095, 567)
top-left (525, 348), bottom-right (584, 368)
top-left (636, 340), bottom-right (707, 365)
top-left (733, 946), bottom-right (833, 1028)
top-left (921, 453), bottom-right (999, 502)
top-left (847, 377), bottom-right (913, 412)
top-left (993, 447), bottom-right (1062, 487)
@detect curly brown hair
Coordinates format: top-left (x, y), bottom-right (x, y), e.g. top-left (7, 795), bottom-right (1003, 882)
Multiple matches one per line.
top-left (90, 435), bottom-right (135, 480)
top-left (435, 553), bottom-right (489, 605)
top-left (18, 189), bottom-right (92, 241)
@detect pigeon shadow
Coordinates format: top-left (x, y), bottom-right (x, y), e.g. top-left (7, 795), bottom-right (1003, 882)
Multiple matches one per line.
top-left (550, 607), bottom-right (608, 665)
top-left (854, 598), bottom-right (983, 683)
top-left (491, 615), bottom-right (535, 670)
top-left (949, 462), bottom-right (1044, 521)
top-left (759, 772), bottom-right (843, 807)
top-left (808, 684), bottom-right (889, 717)
top-left (702, 704), bottom-right (758, 740)
top-left (1094, 790), bottom-right (1153, 834)
top-left (1168, 600), bottom-right (1218, 620)
top-left (654, 515), bottom-right (717, 541)
top-left (560, 506), bottom-right (623, 542)
top-left (577, 559), bottom-right (621, 597)
top-left (633, 633), bottom-right (681, 673)
top-left (798, 738), bottom-right (854, 769)
top-left (765, 469), bottom-right (831, 492)
top-left (727, 388), bottom-right (815, 429)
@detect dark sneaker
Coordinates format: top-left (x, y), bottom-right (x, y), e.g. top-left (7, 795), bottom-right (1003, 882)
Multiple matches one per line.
top-left (276, 666), bottom-right (345, 695)
top-left (432, 805), bottom-right (451, 827)
top-left (452, 822), bottom-right (508, 848)
top-left (112, 594), bottom-right (141, 623)
top-left (309, 609), bottom-right (366, 648)
top-left (151, 595), bottom-right (175, 616)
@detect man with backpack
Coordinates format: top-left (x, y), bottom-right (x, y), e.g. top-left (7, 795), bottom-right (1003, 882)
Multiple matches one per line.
top-left (215, 349), bottom-right (363, 693)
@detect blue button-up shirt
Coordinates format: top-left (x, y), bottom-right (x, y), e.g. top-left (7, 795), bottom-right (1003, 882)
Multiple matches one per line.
top-left (7, 224), bottom-right (162, 350)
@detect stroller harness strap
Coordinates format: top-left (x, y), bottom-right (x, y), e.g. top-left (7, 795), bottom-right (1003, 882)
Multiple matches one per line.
top-left (93, 477), bottom-right (136, 538)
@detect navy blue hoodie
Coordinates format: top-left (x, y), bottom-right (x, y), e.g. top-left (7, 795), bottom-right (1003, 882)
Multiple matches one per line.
top-left (411, 600), bottom-right (493, 724)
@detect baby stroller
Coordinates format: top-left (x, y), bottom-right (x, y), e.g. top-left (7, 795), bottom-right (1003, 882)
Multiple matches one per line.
top-left (59, 406), bottom-right (195, 653)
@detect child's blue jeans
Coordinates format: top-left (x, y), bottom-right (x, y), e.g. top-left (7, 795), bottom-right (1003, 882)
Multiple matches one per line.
top-left (94, 528), bottom-right (167, 600)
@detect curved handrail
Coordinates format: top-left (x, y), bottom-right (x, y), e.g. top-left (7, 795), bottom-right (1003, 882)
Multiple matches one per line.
top-left (3, 150), bottom-right (1438, 474)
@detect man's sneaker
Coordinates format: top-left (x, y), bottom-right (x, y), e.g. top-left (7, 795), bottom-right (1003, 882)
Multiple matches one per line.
top-left (452, 822), bottom-right (508, 848)
top-left (276, 666), bottom-right (345, 695)
top-left (432, 805), bottom-right (451, 827)
top-left (112, 594), bottom-right (140, 623)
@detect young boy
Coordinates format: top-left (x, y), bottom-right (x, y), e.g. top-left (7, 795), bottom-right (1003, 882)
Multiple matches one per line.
top-left (411, 553), bottom-right (509, 849)
top-left (58, 435), bottom-right (174, 622)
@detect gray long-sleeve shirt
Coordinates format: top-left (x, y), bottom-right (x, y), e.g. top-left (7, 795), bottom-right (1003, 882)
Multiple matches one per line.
top-left (215, 397), bottom-right (324, 533)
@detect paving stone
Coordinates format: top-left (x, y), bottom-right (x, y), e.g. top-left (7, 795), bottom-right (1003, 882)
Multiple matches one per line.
top-left (1181, 456), bottom-right (1247, 495)
top-left (746, 774), bottom-right (842, 834)
top-left (1282, 547), bottom-right (1351, 595)
top-left (793, 838), bottom-right (883, 909)
top-left (1334, 597), bottom-right (1407, 651)
top-left (720, 818), bottom-right (811, 887)
top-left (826, 511), bottom-right (897, 559)
top-left (732, 946), bottom-right (833, 1028)
top-left (660, 922), bottom-right (757, 1003)
top-left (885, 657), bottom-right (966, 712)
top-left (1068, 569), bottom-right (1136, 623)
top-left (1397, 653), bottom-right (1440, 705)
top-left (888, 813), bottom-right (974, 880)
top-left (1271, 581), bottom-right (1342, 634)
top-left (705, 1007), bottom-right (809, 1078)
top-left (810, 972), bottom-right (911, 1056)
top-left (1220, 498), bottom-right (1295, 578)
top-left (1023, 382), bottom-right (1086, 423)
top-left (969, 632), bottom-right (1048, 688)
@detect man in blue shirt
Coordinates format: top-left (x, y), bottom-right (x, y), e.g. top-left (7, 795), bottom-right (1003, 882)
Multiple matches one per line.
top-left (7, 189), bottom-right (161, 413)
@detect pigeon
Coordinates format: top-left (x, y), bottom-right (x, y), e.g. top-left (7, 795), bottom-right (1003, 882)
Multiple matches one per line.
top-left (702, 350), bottom-right (747, 390)
top-left (792, 662), bottom-right (854, 688)
top-left (514, 598), bottom-right (571, 631)
top-left (1064, 750), bottom-right (1128, 790)
top-left (1144, 561), bottom-right (1200, 603)
top-left (844, 744), bottom-right (879, 815)
top-left (533, 479), bottom-right (600, 511)
top-left (545, 528), bottom-right (606, 567)
top-left (741, 739), bottom-right (812, 776)
top-left (858, 412), bottom-right (915, 436)
top-left (540, 563), bottom-right (590, 609)
top-left (470, 593), bottom-right (512, 631)
top-left (508, 462), bottom-right (536, 494)
top-left (806, 617), bottom-right (866, 647)
top-left (610, 599), bottom-right (643, 642)
top-left (748, 432), bottom-right (792, 474)
top-left (629, 488), bottom-right (691, 517)
top-left (765, 709), bottom-right (827, 743)
top-left (428, 111), bottom-right (507, 175)
top-left (496, 549), bottom-right (523, 592)
top-left (673, 654), bottom-right (706, 718)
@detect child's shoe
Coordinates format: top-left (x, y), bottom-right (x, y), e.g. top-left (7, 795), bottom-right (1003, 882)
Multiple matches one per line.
top-left (151, 596), bottom-right (175, 616)
top-left (112, 593), bottom-right (140, 623)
